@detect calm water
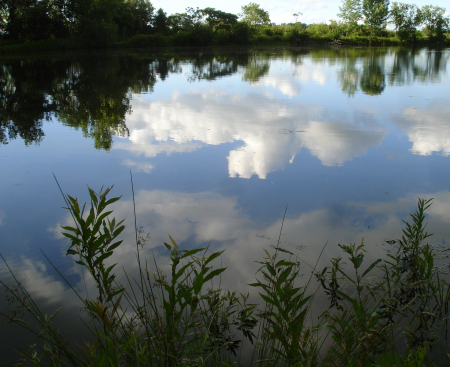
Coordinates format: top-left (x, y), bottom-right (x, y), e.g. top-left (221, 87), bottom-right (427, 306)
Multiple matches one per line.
top-left (1, 47), bottom-right (450, 360)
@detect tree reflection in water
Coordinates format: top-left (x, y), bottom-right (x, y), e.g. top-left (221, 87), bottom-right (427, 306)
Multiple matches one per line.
top-left (0, 48), bottom-right (448, 148)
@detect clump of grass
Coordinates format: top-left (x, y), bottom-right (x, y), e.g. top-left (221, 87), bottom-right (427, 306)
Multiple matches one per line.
top-left (1, 187), bottom-right (450, 366)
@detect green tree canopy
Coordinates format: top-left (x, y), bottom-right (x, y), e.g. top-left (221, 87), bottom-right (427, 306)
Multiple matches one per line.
top-left (338, 0), bottom-right (362, 27)
top-left (239, 2), bottom-right (270, 27)
top-left (360, 52), bottom-right (386, 95)
top-left (419, 5), bottom-right (449, 39)
top-left (0, 0), bottom-right (154, 41)
top-left (390, 2), bottom-right (421, 42)
top-left (202, 7), bottom-right (238, 31)
top-left (167, 7), bottom-right (202, 33)
top-left (153, 7), bottom-right (168, 33)
top-left (362, 0), bottom-right (390, 39)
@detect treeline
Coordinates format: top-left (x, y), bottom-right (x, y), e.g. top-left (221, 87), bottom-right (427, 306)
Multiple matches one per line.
top-left (337, 1), bottom-right (449, 43)
top-left (0, 0), bottom-right (449, 50)
top-left (0, 0), bottom-right (155, 47)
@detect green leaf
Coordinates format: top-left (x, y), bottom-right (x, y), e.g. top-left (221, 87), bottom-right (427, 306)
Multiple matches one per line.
top-left (277, 266), bottom-right (292, 284)
top-left (180, 248), bottom-right (205, 258)
top-left (85, 208), bottom-right (95, 228)
top-left (88, 187), bottom-right (99, 206)
top-left (191, 297), bottom-right (199, 313)
top-left (204, 250), bottom-right (226, 266)
top-left (108, 240), bottom-right (123, 252)
top-left (275, 260), bottom-right (297, 268)
top-left (75, 260), bottom-right (88, 267)
top-left (362, 259), bottom-right (382, 278)
top-left (193, 272), bottom-right (204, 295)
top-left (94, 251), bottom-right (113, 266)
top-left (62, 232), bottom-right (80, 241)
top-left (97, 211), bottom-right (113, 225)
top-left (336, 290), bottom-right (354, 304)
top-left (352, 253), bottom-right (364, 269)
top-left (61, 226), bottom-right (78, 233)
top-left (174, 263), bottom-right (192, 282)
top-left (105, 263), bottom-right (117, 277)
top-left (203, 267), bottom-right (227, 283)
top-left (112, 225), bottom-right (125, 238)
top-left (336, 267), bottom-right (356, 285)
top-left (105, 288), bottom-right (124, 303)
top-left (104, 196), bottom-right (122, 207)
top-left (259, 293), bottom-right (277, 307)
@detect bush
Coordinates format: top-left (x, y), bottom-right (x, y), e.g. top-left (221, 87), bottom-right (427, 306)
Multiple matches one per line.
top-left (125, 34), bottom-right (167, 48)
top-left (80, 20), bottom-right (118, 49)
top-left (230, 22), bottom-right (250, 45)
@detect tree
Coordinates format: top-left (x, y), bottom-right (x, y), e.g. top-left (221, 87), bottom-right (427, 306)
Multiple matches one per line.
top-left (242, 55), bottom-right (270, 83)
top-left (239, 2), bottom-right (270, 27)
top-left (360, 51), bottom-right (386, 95)
top-left (338, 0), bottom-right (362, 31)
top-left (202, 7), bottom-right (238, 31)
top-left (153, 7), bottom-right (168, 33)
top-left (419, 5), bottom-right (449, 40)
top-left (362, 0), bottom-right (390, 40)
top-left (167, 7), bottom-right (202, 33)
top-left (0, 3), bottom-right (8, 35)
top-left (292, 12), bottom-right (302, 23)
top-left (0, 0), bottom-right (36, 39)
top-left (128, 0), bottom-right (154, 33)
top-left (390, 2), bottom-right (421, 42)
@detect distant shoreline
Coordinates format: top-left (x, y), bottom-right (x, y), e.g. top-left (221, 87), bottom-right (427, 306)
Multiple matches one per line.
top-left (0, 35), bottom-right (448, 56)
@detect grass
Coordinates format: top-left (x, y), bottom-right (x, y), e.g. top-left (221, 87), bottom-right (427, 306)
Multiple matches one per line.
top-left (1, 184), bottom-right (450, 366)
top-left (1, 32), bottom-right (448, 55)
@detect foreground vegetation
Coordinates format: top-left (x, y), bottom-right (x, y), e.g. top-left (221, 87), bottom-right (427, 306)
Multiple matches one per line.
top-left (1, 185), bottom-right (450, 366)
top-left (0, 0), bottom-right (449, 52)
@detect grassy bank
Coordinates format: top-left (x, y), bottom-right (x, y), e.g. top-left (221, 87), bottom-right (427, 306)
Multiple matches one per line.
top-left (1, 30), bottom-right (449, 55)
top-left (1, 186), bottom-right (450, 366)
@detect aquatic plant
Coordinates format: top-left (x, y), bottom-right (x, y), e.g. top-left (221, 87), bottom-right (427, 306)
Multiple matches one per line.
top-left (1, 188), bottom-right (450, 366)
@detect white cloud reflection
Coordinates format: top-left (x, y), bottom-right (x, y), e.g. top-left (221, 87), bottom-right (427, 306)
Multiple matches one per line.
top-left (0, 258), bottom-right (79, 306)
top-left (257, 75), bottom-right (301, 97)
top-left (116, 89), bottom-right (385, 179)
top-left (122, 159), bottom-right (154, 173)
top-left (398, 102), bottom-right (450, 156)
top-left (41, 188), bottom-right (450, 302)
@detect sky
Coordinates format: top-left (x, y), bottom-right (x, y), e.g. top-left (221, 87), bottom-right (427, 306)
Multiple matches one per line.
top-left (151, 0), bottom-right (450, 25)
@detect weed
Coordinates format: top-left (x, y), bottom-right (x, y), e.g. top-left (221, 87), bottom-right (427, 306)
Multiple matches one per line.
top-left (1, 189), bottom-right (449, 366)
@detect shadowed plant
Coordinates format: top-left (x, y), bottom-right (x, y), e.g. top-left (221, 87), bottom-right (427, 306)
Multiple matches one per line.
top-left (1, 188), bottom-right (450, 366)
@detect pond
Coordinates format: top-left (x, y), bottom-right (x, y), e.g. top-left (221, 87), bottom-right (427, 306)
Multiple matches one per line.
top-left (1, 46), bottom-right (450, 362)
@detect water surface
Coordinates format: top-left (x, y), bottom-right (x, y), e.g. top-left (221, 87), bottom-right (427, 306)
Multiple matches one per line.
top-left (1, 46), bottom-right (450, 361)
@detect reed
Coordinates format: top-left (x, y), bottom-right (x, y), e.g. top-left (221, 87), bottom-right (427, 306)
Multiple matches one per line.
top-left (1, 187), bottom-right (449, 366)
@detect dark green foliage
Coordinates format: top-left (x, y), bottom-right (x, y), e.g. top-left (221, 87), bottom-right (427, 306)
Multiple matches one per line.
top-left (250, 249), bottom-right (319, 366)
top-left (419, 5), bottom-right (450, 41)
top-left (153, 8), bottom-right (168, 34)
top-left (363, 0), bottom-right (390, 40)
top-left (390, 2), bottom-right (422, 43)
top-left (203, 7), bottom-right (238, 32)
top-left (62, 186), bottom-right (125, 304)
top-left (319, 198), bottom-right (450, 366)
top-left (0, 0), bottom-right (449, 48)
top-left (230, 22), bottom-right (250, 45)
top-left (360, 52), bottom-right (386, 95)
